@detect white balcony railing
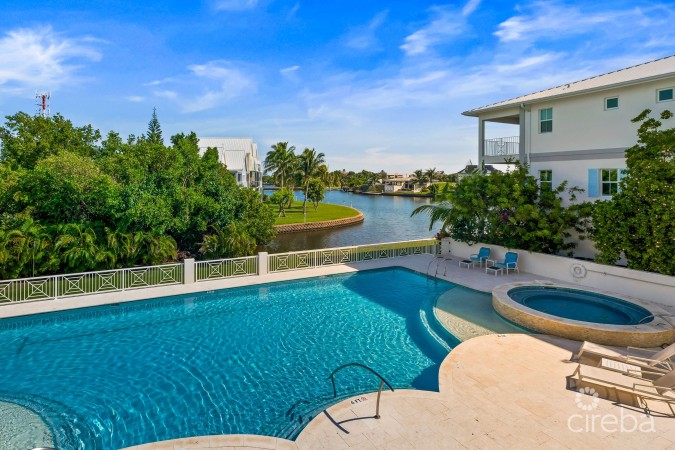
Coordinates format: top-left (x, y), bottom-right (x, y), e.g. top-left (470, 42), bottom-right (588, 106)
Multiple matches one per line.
top-left (484, 136), bottom-right (519, 157)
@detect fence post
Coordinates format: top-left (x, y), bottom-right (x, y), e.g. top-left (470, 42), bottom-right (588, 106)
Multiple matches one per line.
top-left (258, 252), bottom-right (268, 276)
top-left (184, 258), bottom-right (195, 284)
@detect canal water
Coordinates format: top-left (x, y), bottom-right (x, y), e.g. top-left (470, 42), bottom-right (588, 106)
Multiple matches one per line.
top-left (263, 190), bottom-right (434, 253)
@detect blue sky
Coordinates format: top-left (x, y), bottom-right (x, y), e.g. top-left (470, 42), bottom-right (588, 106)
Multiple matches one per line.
top-left (0, 0), bottom-right (673, 173)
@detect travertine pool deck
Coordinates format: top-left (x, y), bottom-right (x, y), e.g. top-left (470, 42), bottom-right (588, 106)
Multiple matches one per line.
top-left (126, 334), bottom-right (675, 450)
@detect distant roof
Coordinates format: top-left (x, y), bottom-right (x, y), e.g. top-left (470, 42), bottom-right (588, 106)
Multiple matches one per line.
top-left (456, 164), bottom-right (500, 175)
top-left (463, 55), bottom-right (675, 116)
top-left (197, 137), bottom-right (258, 172)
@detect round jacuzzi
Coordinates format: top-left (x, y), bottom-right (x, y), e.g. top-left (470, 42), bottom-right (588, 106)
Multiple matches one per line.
top-left (507, 286), bottom-right (653, 326)
top-left (493, 282), bottom-right (675, 347)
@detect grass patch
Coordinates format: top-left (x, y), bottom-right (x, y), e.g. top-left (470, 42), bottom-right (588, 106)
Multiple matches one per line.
top-left (272, 201), bottom-right (360, 225)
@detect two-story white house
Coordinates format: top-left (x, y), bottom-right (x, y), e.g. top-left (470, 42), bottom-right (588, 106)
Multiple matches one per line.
top-left (462, 55), bottom-right (675, 203)
top-left (197, 137), bottom-right (262, 192)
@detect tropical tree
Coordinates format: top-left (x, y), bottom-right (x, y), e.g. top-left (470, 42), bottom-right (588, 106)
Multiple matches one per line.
top-left (592, 109), bottom-right (675, 275)
top-left (425, 167), bottom-right (438, 185)
top-left (200, 223), bottom-right (256, 258)
top-left (264, 142), bottom-right (297, 189)
top-left (307, 179), bottom-right (325, 211)
top-left (270, 188), bottom-right (294, 217)
top-left (410, 170), bottom-right (427, 190)
top-left (54, 223), bottom-right (103, 273)
top-left (317, 164), bottom-right (331, 190)
top-left (296, 148), bottom-right (326, 215)
top-left (412, 163), bottom-right (592, 255)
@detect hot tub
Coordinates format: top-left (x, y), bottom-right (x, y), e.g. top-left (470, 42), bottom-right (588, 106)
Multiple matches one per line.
top-left (492, 282), bottom-right (674, 347)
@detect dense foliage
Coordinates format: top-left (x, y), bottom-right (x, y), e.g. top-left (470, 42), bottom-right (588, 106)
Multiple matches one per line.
top-left (0, 111), bottom-right (275, 279)
top-left (592, 109), bottom-right (675, 275)
top-left (412, 164), bottom-right (592, 254)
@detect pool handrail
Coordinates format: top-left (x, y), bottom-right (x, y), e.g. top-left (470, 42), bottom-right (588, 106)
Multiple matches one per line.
top-left (327, 362), bottom-right (394, 419)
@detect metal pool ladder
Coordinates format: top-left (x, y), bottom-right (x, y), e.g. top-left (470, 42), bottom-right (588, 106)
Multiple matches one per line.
top-left (327, 362), bottom-right (394, 419)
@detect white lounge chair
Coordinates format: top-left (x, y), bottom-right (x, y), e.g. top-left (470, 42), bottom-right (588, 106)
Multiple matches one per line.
top-left (574, 341), bottom-right (675, 376)
top-left (569, 364), bottom-right (675, 411)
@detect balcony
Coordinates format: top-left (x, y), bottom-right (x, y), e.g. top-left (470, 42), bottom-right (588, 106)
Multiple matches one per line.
top-left (484, 136), bottom-right (519, 157)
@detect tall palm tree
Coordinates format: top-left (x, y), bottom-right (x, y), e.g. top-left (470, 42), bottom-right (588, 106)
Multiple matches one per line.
top-left (425, 167), bottom-right (438, 185)
top-left (297, 148), bottom-right (326, 215)
top-left (317, 164), bottom-right (330, 190)
top-left (264, 142), bottom-right (297, 189)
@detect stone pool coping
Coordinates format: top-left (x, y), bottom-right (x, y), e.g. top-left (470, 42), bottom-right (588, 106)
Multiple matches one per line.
top-left (493, 281), bottom-right (675, 347)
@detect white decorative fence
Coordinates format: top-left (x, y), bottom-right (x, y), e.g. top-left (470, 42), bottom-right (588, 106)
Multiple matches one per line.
top-left (268, 239), bottom-right (438, 272)
top-left (0, 263), bottom-right (184, 303)
top-left (0, 239), bottom-right (438, 304)
top-left (195, 256), bottom-right (258, 282)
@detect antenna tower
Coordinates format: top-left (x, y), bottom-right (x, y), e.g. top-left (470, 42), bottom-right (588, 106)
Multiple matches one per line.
top-left (35, 91), bottom-right (51, 118)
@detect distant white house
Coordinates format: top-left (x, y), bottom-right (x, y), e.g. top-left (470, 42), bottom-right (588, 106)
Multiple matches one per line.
top-left (462, 55), bottom-right (675, 203)
top-left (197, 137), bottom-right (262, 191)
top-left (383, 173), bottom-right (420, 192)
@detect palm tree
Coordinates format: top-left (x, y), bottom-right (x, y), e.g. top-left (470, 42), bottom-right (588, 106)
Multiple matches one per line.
top-left (200, 223), bottom-right (255, 258)
top-left (317, 164), bottom-right (330, 190)
top-left (297, 148), bottom-right (326, 215)
top-left (410, 169), bottom-right (427, 190)
top-left (54, 223), bottom-right (102, 273)
top-left (264, 142), bottom-right (297, 189)
top-left (425, 167), bottom-right (438, 186)
top-left (410, 201), bottom-right (455, 232)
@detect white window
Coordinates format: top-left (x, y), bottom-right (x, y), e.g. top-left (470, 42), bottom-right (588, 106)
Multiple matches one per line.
top-left (539, 108), bottom-right (552, 133)
top-left (657, 88), bottom-right (674, 102)
top-left (539, 170), bottom-right (552, 191)
top-left (601, 169), bottom-right (618, 196)
top-left (604, 97), bottom-right (619, 110)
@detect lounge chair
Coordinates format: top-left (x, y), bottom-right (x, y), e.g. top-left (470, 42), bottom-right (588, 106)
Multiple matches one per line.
top-left (569, 364), bottom-right (675, 410)
top-left (574, 341), bottom-right (675, 376)
top-left (485, 252), bottom-right (519, 275)
top-left (469, 247), bottom-right (491, 268)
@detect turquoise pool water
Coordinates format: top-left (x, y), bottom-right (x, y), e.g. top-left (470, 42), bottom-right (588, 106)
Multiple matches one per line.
top-left (508, 286), bottom-right (653, 325)
top-left (0, 268), bottom-right (458, 449)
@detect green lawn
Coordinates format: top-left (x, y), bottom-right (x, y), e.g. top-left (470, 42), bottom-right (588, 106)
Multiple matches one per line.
top-left (272, 201), bottom-right (360, 225)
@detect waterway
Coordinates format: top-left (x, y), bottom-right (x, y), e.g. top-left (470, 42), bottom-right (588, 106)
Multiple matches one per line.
top-left (263, 190), bottom-right (434, 253)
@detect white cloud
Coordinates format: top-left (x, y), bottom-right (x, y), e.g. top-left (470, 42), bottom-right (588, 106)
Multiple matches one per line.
top-left (150, 60), bottom-right (256, 113)
top-left (345, 10), bottom-right (388, 51)
top-left (214, 0), bottom-right (258, 11)
top-left (280, 65), bottom-right (300, 74)
top-left (462, 0), bottom-right (482, 16)
top-left (0, 26), bottom-right (101, 92)
top-left (400, 7), bottom-right (465, 56)
top-left (125, 95), bottom-right (145, 102)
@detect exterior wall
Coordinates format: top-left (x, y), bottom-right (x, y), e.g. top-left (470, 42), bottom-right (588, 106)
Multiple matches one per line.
top-left (527, 77), bottom-right (675, 154)
top-left (444, 239), bottom-right (675, 307)
top-left (530, 157), bottom-right (626, 204)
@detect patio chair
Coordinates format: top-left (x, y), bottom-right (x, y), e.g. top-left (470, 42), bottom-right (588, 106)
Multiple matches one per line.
top-left (485, 252), bottom-right (519, 275)
top-left (574, 341), bottom-right (675, 376)
top-left (569, 364), bottom-right (675, 410)
top-left (469, 247), bottom-right (491, 268)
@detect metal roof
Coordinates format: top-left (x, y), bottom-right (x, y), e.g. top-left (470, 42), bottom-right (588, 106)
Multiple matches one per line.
top-left (223, 150), bottom-right (246, 172)
top-left (463, 55), bottom-right (675, 116)
top-left (197, 137), bottom-right (258, 172)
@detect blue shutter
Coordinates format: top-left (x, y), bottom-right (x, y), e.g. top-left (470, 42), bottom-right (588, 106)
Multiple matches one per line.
top-left (588, 169), bottom-right (599, 197)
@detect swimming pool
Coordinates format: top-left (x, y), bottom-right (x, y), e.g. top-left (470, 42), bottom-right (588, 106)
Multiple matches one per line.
top-left (0, 268), bottom-right (458, 449)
